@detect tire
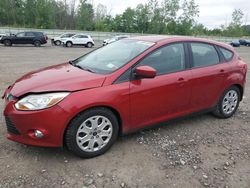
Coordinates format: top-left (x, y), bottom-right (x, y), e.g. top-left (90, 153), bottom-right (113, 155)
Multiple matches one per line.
top-left (34, 40), bottom-right (41, 47)
top-left (66, 41), bottom-right (73, 47)
top-left (55, 40), bottom-right (61, 46)
top-left (65, 108), bottom-right (119, 158)
top-left (87, 42), bottom-right (93, 48)
top-left (4, 40), bottom-right (12, 46)
top-left (212, 86), bottom-right (240, 118)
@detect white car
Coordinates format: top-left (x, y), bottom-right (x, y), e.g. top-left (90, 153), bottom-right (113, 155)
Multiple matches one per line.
top-left (103, 35), bottom-right (128, 46)
top-left (61, 34), bottom-right (94, 48)
top-left (51, 33), bottom-right (75, 46)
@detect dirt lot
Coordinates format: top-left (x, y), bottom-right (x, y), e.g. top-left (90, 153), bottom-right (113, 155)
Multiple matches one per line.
top-left (0, 43), bottom-right (249, 188)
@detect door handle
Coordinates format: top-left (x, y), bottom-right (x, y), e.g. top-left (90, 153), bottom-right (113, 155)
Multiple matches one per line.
top-left (178, 77), bottom-right (185, 87)
top-left (178, 77), bottom-right (185, 82)
top-left (219, 69), bottom-right (226, 77)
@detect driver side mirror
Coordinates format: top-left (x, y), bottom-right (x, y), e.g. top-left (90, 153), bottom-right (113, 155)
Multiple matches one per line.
top-left (134, 66), bottom-right (156, 79)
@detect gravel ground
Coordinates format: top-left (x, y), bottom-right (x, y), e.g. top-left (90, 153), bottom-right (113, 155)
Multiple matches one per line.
top-left (0, 43), bottom-right (249, 188)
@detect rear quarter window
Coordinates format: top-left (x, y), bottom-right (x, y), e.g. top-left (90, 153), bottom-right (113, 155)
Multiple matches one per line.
top-left (219, 47), bottom-right (234, 61)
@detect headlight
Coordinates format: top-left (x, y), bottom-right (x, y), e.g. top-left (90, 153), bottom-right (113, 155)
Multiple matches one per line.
top-left (15, 92), bottom-right (70, 111)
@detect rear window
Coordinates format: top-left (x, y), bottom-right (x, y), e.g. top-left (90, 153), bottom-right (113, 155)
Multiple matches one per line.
top-left (25, 32), bottom-right (35, 37)
top-left (219, 47), bottom-right (233, 61)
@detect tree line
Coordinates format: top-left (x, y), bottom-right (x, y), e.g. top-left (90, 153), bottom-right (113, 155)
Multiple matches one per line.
top-left (0, 0), bottom-right (249, 37)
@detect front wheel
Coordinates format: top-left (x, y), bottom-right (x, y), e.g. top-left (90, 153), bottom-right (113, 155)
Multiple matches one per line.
top-left (65, 108), bottom-right (119, 158)
top-left (86, 42), bottom-right (93, 48)
top-left (4, 40), bottom-right (12, 46)
top-left (212, 86), bottom-right (240, 118)
top-left (55, 40), bottom-right (61, 46)
top-left (66, 41), bottom-right (73, 47)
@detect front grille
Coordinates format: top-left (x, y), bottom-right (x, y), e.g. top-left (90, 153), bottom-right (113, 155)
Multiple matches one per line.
top-left (5, 117), bottom-right (20, 135)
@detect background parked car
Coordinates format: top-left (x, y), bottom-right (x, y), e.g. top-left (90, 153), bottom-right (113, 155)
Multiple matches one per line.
top-left (236, 39), bottom-right (250, 46)
top-left (239, 39), bottom-right (247, 46)
top-left (61, 34), bottom-right (94, 48)
top-left (103, 35), bottom-right (128, 46)
top-left (245, 40), bottom-right (250, 46)
top-left (51, 33), bottom-right (75, 46)
top-left (0, 31), bottom-right (48, 47)
top-left (0, 33), bottom-right (7, 40)
top-left (230, 40), bottom-right (240, 47)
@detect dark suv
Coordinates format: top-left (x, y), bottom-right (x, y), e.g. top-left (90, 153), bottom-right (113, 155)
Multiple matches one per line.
top-left (0, 31), bottom-right (48, 47)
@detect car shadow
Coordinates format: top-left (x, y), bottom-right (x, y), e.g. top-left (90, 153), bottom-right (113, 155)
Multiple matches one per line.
top-left (0, 44), bottom-right (48, 48)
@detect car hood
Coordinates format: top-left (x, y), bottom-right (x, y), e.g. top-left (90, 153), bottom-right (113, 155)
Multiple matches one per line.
top-left (9, 63), bottom-right (106, 97)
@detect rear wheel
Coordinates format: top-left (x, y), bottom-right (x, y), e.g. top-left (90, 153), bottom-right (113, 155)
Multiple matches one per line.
top-left (66, 41), bottom-right (73, 47)
top-left (212, 86), bottom-right (240, 118)
top-left (34, 40), bottom-right (41, 47)
top-left (87, 42), bottom-right (93, 48)
top-left (65, 108), bottom-right (119, 158)
top-left (4, 40), bottom-right (12, 46)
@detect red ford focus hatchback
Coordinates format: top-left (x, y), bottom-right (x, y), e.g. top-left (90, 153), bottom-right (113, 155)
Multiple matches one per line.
top-left (3, 36), bottom-right (247, 158)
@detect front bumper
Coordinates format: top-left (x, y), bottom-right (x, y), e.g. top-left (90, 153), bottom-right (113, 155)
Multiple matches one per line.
top-left (3, 101), bottom-right (70, 147)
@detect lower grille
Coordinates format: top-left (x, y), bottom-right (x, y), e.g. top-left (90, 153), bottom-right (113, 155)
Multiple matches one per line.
top-left (5, 117), bottom-right (20, 135)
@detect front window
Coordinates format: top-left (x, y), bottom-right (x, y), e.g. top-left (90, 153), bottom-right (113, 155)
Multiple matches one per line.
top-left (72, 40), bottom-right (154, 74)
top-left (138, 43), bottom-right (186, 75)
top-left (16, 32), bottom-right (25, 37)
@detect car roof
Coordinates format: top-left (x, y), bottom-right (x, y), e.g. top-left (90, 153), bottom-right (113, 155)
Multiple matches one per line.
top-left (129, 35), bottom-right (234, 50)
top-left (75, 33), bottom-right (89, 36)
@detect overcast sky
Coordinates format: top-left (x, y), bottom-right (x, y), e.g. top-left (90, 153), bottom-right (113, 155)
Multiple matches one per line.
top-left (92, 0), bottom-right (250, 29)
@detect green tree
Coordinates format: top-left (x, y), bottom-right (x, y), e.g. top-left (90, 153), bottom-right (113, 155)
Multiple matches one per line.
top-left (77, 0), bottom-right (94, 30)
top-left (221, 9), bottom-right (244, 37)
top-left (134, 4), bottom-right (150, 33)
top-left (121, 8), bottom-right (136, 33)
top-left (231, 9), bottom-right (244, 27)
top-left (94, 4), bottom-right (108, 31)
top-left (148, 0), bottom-right (165, 34)
top-left (176, 0), bottom-right (199, 35)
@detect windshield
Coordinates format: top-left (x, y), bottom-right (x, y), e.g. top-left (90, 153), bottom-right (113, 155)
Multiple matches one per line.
top-left (72, 39), bottom-right (155, 74)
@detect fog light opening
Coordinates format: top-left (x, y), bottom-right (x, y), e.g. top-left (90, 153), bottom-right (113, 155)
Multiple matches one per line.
top-left (34, 130), bottom-right (44, 138)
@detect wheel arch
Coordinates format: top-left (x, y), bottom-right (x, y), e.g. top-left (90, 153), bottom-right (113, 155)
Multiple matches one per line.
top-left (33, 39), bottom-right (41, 43)
top-left (233, 84), bottom-right (244, 101)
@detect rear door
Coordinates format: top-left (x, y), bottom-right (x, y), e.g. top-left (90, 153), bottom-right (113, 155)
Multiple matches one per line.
top-left (188, 42), bottom-right (231, 110)
top-left (129, 43), bottom-right (193, 129)
top-left (79, 35), bottom-right (89, 44)
top-left (72, 35), bottom-right (88, 45)
top-left (25, 32), bottom-right (36, 44)
top-left (71, 35), bottom-right (80, 44)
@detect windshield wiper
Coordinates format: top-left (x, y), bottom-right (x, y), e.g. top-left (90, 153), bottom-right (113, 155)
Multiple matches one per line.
top-left (81, 67), bottom-right (95, 73)
top-left (75, 64), bottom-right (95, 73)
top-left (69, 61), bottom-right (95, 73)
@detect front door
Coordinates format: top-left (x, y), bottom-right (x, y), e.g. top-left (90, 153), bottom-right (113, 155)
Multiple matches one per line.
top-left (14, 32), bottom-right (26, 44)
top-left (129, 43), bottom-right (192, 130)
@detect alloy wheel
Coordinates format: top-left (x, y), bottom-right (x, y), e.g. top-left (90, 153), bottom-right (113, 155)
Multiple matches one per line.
top-left (76, 115), bottom-right (113, 152)
top-left (222, 90), bottom-right (238, 115)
